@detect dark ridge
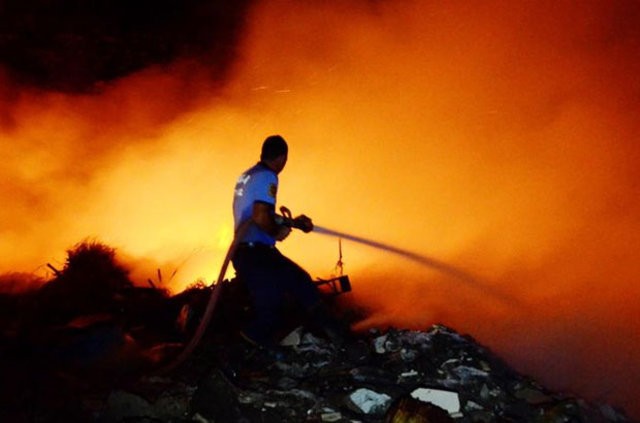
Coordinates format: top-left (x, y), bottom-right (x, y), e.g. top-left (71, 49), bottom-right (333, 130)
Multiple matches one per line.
top-left (0, 0), bottom-right (255, 92)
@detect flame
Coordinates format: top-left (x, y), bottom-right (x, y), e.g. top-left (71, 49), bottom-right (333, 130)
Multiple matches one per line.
top-left (1, 0), bottom-right (640, 417)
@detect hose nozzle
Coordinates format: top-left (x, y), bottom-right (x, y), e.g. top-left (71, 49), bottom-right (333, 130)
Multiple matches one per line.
top-left (279, 206), bottom-right (314, 232)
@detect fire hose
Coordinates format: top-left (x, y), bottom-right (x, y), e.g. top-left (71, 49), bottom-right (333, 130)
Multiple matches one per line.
top-left (156, 207), bottom-right (309, 374)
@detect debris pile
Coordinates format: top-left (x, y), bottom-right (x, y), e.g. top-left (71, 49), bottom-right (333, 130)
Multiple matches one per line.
top-left (112, 325), bottom-right (626, 423)
top-left (0, 242), bottom-right (632, 422)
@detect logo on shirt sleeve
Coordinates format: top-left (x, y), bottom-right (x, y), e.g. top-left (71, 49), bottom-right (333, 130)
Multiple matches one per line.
top-left (235, 173), bottom-right (251, 197)
top-left (268, 183), bottom-right (277, 198)
top-left (237, 174), bottom-right (251, 185)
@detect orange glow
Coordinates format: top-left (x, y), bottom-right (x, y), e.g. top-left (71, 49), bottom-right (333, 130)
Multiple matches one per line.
top-left (1, 0), bottom-right (640, 417)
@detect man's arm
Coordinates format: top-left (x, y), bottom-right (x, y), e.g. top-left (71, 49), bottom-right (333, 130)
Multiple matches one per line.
top-left (252, 202), bottom-right (291, 241)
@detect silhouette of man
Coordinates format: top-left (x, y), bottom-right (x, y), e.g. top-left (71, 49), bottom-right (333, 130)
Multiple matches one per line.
top-left (231, 135), bottom-right (342, 346)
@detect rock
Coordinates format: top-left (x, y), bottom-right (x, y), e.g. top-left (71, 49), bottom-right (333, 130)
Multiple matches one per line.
top-left (320, 409), bottom-right (344, 422)
top-left (103, 383), bottom-right (193, 422)
top-left (280, 326), bottom-right (304, 347)
top-left (512, 382), bottom-right (553, 405)
top-left (348, 388), bottom-right (393, 415)
top-left (190, 369), bottom-right (242, 422)
top-left (410, 388), bottom-right (461, 417)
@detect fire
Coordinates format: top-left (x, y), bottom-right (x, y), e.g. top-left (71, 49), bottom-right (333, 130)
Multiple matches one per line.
top-left (1, 0), bottom-right (639, 418)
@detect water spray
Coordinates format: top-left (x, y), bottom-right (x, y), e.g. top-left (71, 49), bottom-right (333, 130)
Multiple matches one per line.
top-left (281, 207), bottom-right (513, 303)
top-left (312, 225), bottom-right (519, 305)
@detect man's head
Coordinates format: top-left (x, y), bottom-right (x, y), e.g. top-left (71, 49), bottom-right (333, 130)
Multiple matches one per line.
top-left (261, 135), bottom-right (288, 174)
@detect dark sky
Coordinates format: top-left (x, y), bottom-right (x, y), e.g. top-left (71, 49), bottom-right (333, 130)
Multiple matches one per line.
top-left (0, 0), bottom-right (254, 92)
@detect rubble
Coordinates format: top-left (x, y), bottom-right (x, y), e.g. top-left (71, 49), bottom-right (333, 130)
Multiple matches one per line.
top-left (410, 388), bottom-right (461, 417)
top-left (99, 325), bottom-right (632, 423)
top-left (348, 388), bottom-right (392, 415)
top-left (0, 242), bottom-right (634, 422)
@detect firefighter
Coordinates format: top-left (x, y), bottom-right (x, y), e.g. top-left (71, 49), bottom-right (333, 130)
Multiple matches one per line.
top-left (231, 135), bottom-right (344, 347)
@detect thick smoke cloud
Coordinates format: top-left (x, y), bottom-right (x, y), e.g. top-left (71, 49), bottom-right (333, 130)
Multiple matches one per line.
top-left (0, 0), bottom-right (251, 273)
top-left (1, 0), bottom-right (640, 418)
top-left (0, 0), bottom-right (253, 91)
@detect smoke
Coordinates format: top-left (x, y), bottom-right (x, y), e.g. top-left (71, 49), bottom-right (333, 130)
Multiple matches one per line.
top-left (0, 62), bottom-right (222, 277)
top-left (1, 0), bottom-right (640, 417)
top-left (313, 225), bottom-right (521, 306)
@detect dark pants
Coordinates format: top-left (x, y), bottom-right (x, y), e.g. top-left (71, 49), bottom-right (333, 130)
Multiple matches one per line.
top-left (231, 244), bottom-right (321, 344)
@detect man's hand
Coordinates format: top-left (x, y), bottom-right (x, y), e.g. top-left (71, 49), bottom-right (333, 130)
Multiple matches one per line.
top-left (275, 225), bottom-right (292, 241)
top-left (293, 214), bottom-right (314, 233)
